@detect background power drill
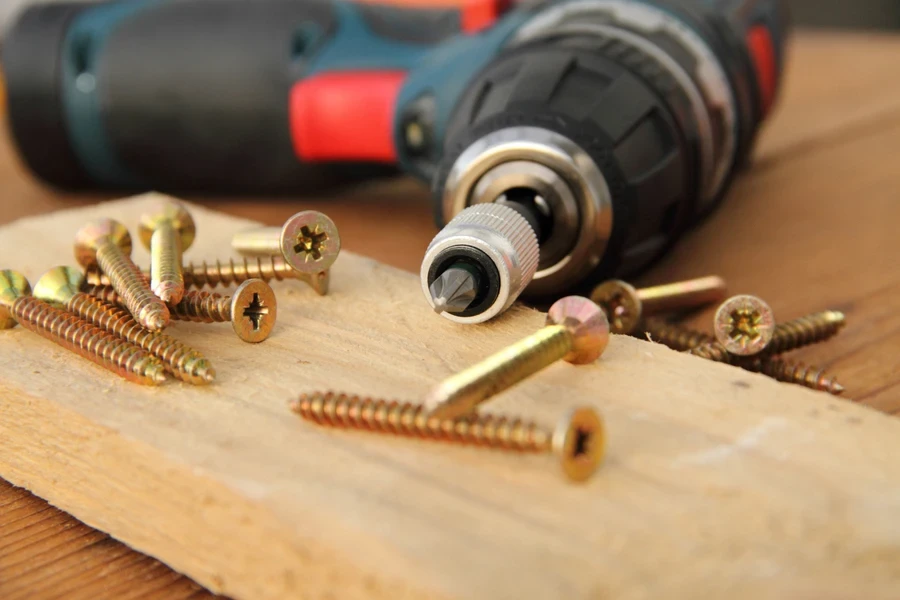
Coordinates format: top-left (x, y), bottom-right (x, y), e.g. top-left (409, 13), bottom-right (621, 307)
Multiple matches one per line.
top-left (2, 0), bottom-right (789, 305)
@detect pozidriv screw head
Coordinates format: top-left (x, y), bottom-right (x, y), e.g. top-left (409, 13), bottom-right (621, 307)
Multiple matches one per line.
top-left (0, 270), bottom-right (31, 329)
top-left (280, 211), bottom-right (341, 274)
top-left (137, 200), bottom-right (196, 250)
top-left (714, 295), bottom-right (775, 356)
top-left (553, 406), bottom-right (606, 482)
top-left (74, 219), bottom-right (132, 267)
top-left (230, 279), bottom-right (277, 343)
top-left (547, 296), bottom-right (610, 364)
top-left (589, 280), bottom-right (641, 334)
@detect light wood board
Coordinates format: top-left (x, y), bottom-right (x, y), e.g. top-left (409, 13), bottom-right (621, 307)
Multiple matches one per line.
top-left (1, 195), bottom-right (899, 600)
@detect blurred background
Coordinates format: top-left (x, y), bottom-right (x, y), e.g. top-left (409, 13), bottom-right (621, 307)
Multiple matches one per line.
top-left (2, 0), bottom-right (900, 36)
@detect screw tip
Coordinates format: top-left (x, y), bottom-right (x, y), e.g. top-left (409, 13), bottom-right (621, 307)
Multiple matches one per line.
top-left (830, 381), bottom-right (846, 395)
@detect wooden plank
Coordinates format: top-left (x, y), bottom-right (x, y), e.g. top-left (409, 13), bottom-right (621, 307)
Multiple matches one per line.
top-left (1, 195), bottom-right (899, 600)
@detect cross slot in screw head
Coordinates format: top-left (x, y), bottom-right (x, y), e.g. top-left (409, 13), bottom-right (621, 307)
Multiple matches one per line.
top-left (714, 294), bottom-right (775, 356)
top-left (230, 279), bottom-right (277, 343)
top-left (280, 211), bottom-right (340, 274)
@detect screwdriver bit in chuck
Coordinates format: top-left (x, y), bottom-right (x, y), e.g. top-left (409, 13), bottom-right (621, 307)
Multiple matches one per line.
top-left (420, 203), bottom-right (539, 324)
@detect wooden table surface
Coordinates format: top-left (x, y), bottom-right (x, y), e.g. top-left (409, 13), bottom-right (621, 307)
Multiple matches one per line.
top-left (1, 30), bottom-right (899, 599)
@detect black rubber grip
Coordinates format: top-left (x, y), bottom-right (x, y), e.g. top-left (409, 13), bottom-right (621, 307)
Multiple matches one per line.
top-left (435, 36), bottom-right (693, 295)
top-left (2, 3), bottom-right (94, 189)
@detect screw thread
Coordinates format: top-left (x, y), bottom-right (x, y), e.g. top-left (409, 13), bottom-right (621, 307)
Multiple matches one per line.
top-left (169, 290), bottom-right (231, 322)
top-left (425, 325), bottom-right (574, 418)
top-left (85, 284), bottom-right (123, 306)
top-left (96, 240), bottom-right (169, 331)
top-left (183, 256), bottom-right (293, 287)
top-left (688, 341), bottom-right (740, 364)
top-left (149, 222), bottom-right (185, 304)
top-left (67, 294), bottom-right (214, 385)
top-left (291, 391), bottom-right (552, 452)
top-left (766, 311), bottom-right (846, 355)
top-left (643, 318), bottom-right (715, 351)
top-left (745, 357), bottom-right (845, 395)
top-left (12, 296), bottom-right (167, 385)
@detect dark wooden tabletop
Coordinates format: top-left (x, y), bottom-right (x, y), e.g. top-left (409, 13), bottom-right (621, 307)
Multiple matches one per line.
top-left (2, 30), bottom-right (900, 599)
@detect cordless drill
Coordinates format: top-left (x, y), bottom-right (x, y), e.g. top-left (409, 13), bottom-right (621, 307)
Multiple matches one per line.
top-left (2, 0), bottom-right (790, 305)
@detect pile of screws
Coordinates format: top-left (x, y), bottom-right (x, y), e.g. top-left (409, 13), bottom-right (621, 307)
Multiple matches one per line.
top-left (292, 296), bottom-right (612, 483)
top-left (589, 277), bottom-right (846, 395)
top-left (0, 199), bottom-right (340, 386)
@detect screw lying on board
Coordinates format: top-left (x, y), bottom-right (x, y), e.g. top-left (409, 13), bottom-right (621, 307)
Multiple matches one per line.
top-left (590, 276), bottom-right (726, 334)
top-left (644, 319), bottom-right (844, 395)
top-left (138, 200), bottom-right (196, 304)
top-left (763, 310), bottom-right (846, 355)
top-left (0, 270), bottom-right (167, 385)
top-left (232, 211), bottom-right (341, 276)
top-left (291, 391), bottom-right (605, 482)
top-left (168, 279), bottom-right (277, 343)
top-left (86, 255), bottom-right (330, 297)
top-left (424, 296), bottom-right (609, 420)
top-left (74, 218), bottom-right (170, 331)
top-left (34, 266), bottom-right (215, 385)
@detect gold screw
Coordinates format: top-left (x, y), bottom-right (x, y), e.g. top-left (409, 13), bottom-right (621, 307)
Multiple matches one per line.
top-left (712, 294), bottom-right (776, 356)
top-left (86, 256), bottom-right (331, 296)
top-left (590, 276), bottom-right (726, 334)
top-left (765, 310), bottom-right (846, 354)
top-left (644, 319), bottom-right (845, 395)
top-left (0, 270), bottom-right (167, 385)
top-left (138, 200), bottom-right (196, 304)
top-left (74, 218), bottom-right (170, 331)
top-left (169, 279), bottom-right (277, 343)
top-left (290, 391), bottom-right (605, 482)
top-left (424, 296), bottom-right (609, 420)
top-left (232, 211), bottom-right (341, 275)
top-left (34, 267), bottom-right (215, 385)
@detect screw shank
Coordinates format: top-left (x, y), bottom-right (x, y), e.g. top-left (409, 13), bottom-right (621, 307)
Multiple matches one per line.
top-left (637, 276), bottom-right (727, 315)
top-left (150, 222), bottom-right (185, 303)
top-left (232, 227), bottom-right (282, 255)
top-left (424, 325), bottom-right (573, 419)
top-left (96, 238), bottom-right (169, 331)
top-left (169, 290), bottom-right (232, 322)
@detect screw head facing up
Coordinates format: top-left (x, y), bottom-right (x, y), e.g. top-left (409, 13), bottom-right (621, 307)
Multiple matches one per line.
top-left (230, 279), bottom-right (277, 343)
top-left (137, 200), bottom-right (197, 250)
top-left (714, 295), bottom-right (775, 356)
top-left (0, 270), bottom-right (30, 329)
top-left (590, 280), bottom-right (641, 334)
top-left (546, 296), bottom-right (610, 365)
top-left (552, 406), bottom-right (605, 482)
top-left (280, 211), bottom-right (341, 274)
top-left (33, 266), bottom-right (85, 308)
top-left (74, 219), bottom-right (132, 267)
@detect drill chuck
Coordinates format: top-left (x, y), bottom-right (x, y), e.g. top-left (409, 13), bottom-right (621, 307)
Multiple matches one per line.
top-left (421, 203), bottom-right (539, 324)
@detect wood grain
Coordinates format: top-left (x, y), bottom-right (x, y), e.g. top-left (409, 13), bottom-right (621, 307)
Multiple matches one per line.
top-left (1, 30), bottom-right (899, 598)
top-left (2, 195), bottom-right (900, 600)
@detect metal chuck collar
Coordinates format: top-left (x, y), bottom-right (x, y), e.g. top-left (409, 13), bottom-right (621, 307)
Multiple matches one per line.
top-left (421, 203), bottom-right (539, 324)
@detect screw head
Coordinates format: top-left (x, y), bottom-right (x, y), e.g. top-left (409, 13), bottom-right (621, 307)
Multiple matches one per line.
top-left (553, 406), bottom-right (605, 482)
top-left (137, 200), bottom-right (196, 250)
top-left (0, 270), bottom-right (31, 329)
top-left (590, 280), bottom-right (641, 334)
top-left (33, 266), bottom-right (85, 307)
top-left (546, 296), bottom-right (610, 365)
top-left (714, 294), bottom-right (775, 356)
top-left (230, 279), bottom-right (277, 343)
top-left (279, 211), bottom-right (341, 274)
top-left (74, 219), bottom-right (132, 267)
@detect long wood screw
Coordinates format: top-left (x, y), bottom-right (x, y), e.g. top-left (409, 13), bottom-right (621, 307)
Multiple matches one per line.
top-left (232, 211), bottom-right (341, 277)
top-left (643, 319), bottom-right (845, 395)
top-left (74, 218), bottom-right (169, 331)
top-left (138, 200), bottom-right (195, 304)
top-left (590, 276), bottom-right (726, 334)
top-left (86, 255), bottom-right (330, 296)
top-left (0, 270), bottom-right (167, 385)
top-left (34, 267), bottom-right (215, 385)
top-left (291, 391), bottom-right (605, 482)
top-left (169, 279), bottom-right (277, 343)
top-left (424, 296), bottom-right (609, 420)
